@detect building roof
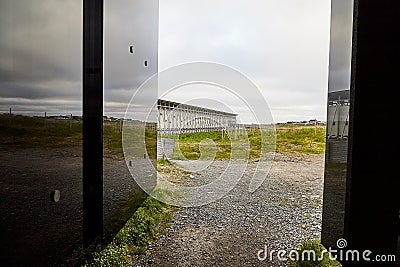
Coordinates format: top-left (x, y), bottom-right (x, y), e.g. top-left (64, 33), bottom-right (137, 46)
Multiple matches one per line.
top-left (157, 99), bottom-right (237, 116)
top-left (328, 90), bottom-right (350, 101)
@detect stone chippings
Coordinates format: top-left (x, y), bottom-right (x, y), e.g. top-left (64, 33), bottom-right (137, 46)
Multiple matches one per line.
top-left (133, 154), bottom-right (325, 267)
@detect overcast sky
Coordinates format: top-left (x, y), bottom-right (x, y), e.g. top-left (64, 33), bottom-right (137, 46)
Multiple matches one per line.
top-left (0, 0), bottom-right (353, 123)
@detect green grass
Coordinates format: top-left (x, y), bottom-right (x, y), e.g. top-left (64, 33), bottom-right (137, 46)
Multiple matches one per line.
top-left (289, 239), bottom-right (342, 267)
top-left (0, 114), bottom-right (154, 159)
top-left (102, 190), bottom-right (148, 244)
top-left (169, 131), bottom-right (232, 160)
top-left (166, 129), bottom-right (277, 161)
top-left (276, 125), bottom-right (326, 155)
top-left (165, 125), bottom-right (325, 161)
top-left (144, 127), bottom-right (157, 159)
top-left (1, 115), bottom-right (325, 159)
top-left (156, 158), bottom-right (174, 169)
top-left (103, 121), bottom-right (123, 158)
top-left (0, 114), bottom-right (82, 148)
top-left (84, 189), bottom-right (177, 267)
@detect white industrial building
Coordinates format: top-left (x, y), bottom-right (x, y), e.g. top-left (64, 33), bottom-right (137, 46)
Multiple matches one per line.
top-left (326, 90), bottom-right (350, 163)
top-left (157, 99), bottom-right (237, 135)
top-left (326, 90), bottom-right (350, 139)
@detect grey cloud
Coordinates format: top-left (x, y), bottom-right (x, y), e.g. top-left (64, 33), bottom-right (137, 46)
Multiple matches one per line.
top-left (0, 97), bottom-right (81, 116)
top-left (0, 0), bottom-right (158, 117)
top-left (328, 0), bottom-right (354, 92)
top-left (104, 0), bottom-right (158, 93)
top-left (159, 0), bottom-right (332, 122)
top-left (0, 0), bottom-right (82, 114)
top-left (0, 80), bottom-right (80, 100)
top-left (0, 0), bottom-right (352, 122)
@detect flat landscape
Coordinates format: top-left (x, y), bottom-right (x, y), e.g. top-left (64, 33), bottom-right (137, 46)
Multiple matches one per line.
top-left (0, 114), bottom-right (328, 266)
top-left (0, 115), bottom-right (145, 266)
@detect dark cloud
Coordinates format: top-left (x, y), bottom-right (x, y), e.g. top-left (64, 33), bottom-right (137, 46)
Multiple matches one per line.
top-left (0, 0), bottom-right (158, 117)
top-left (0, 0), bottom-right (82, 114)
top-left (0, 80), bottom-right (80, 100)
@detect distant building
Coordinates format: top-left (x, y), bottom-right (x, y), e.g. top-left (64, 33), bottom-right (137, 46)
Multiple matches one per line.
top-left (327, 90), bottom-right (350, 139)
top-left (308, 119), bottom-right (325, 125)
top-left (326, 89), bottom-right (350, 163)
top-left (103, 116), bottom-right (121, 122)
top-left (49, 115), bottom-right (70, 120)
top-left (48, 115), bottom-right (82, 121)
top-left (157, 99), bottom-right (237, 135)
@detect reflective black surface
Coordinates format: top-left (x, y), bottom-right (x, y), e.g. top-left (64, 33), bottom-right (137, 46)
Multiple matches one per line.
top-left (0, 1), bottom-right (83, 265)
top-left (321, 0), bottom-right (353, 248)
top-left (0, 1), bottom-right (159, 264)
top-left (322, 1), bottom-right (400, 265)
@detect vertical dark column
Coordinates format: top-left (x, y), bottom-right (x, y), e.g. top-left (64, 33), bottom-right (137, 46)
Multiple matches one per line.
top-left (345, 1), bottom-right (399, 266)
top-left (83, 0), bottom-right (103, 247)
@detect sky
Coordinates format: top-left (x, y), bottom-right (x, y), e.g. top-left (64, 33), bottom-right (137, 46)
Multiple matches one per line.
top-left (0, 0), bottom-right (353, 123)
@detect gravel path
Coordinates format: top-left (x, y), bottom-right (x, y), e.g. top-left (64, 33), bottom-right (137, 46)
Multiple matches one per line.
top-left (133, 154), bottom-right (325, 267)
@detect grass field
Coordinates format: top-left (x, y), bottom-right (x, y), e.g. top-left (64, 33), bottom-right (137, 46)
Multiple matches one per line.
top-left (0, 114), bottom-right (82, 148)
top-left (275, 124), bottom-right (326, 155)
top-left (1, 114), bottom-right (328, 266)
top-left (1, 115), bottom-right (326, 159)
top-left (0, 114), bottom-right (126, 158)
top-left (167, 124), bottom-right (326, 160)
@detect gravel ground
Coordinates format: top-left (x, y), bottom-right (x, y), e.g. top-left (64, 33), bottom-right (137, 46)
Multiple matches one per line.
top-left (133, 154), bottom-right (325, 267)
top-left (0, 147), bottom-right (143, 266)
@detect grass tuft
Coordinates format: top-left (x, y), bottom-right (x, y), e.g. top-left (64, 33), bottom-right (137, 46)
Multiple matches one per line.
top-left (289, 239), bottom-right (342, 267)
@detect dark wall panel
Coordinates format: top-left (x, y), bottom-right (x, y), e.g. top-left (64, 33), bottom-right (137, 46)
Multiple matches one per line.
top-left (0, 1), bottom-right (83, 266)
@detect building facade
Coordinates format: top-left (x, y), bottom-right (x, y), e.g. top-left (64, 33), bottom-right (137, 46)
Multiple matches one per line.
top-left (326, 90), bottom-right (350, 139)
top-left (325, 90), bottom-right (350, 163)
top-left (157, 99), bottom-right (237, 135)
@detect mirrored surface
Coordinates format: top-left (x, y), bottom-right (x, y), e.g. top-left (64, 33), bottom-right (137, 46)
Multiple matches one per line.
top-left (0, 1), bottom-right (83, 265)
top-left (103, 0), bottom-right (159, 241)
top-left (321, 0), bottom-right (354, 248)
